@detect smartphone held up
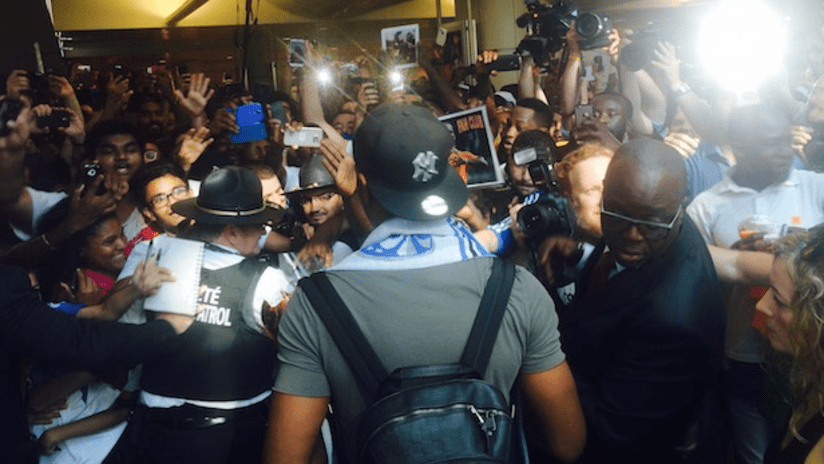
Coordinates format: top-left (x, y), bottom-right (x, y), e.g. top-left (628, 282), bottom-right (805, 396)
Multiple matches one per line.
top-left (284, 127), bottom-right (323, 148)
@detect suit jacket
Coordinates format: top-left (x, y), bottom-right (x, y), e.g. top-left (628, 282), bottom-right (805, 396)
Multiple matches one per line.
top-left (0, 264), bottom-right (178, 463)
top-left (560, 218), bottom-right (726, 463)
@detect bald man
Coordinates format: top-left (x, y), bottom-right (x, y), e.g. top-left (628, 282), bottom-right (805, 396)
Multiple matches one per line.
top-left (556, 139), bottom-right (725, 463)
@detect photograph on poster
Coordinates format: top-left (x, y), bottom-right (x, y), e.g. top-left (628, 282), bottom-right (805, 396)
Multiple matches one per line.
top-left (381, 24), bottom-right (420, 69)
top-left (439, 106), bottom-right (504, 189)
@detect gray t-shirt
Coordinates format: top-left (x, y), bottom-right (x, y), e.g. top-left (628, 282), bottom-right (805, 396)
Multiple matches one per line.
top-left (274, 256), bottom-right (564, 460)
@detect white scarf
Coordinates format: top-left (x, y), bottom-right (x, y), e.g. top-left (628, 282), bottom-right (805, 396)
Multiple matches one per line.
top-left (332, 217), bottom-right (491, 271)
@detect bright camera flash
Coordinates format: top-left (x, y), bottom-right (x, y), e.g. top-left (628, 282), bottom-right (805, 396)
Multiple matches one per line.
top-left (389, 70), bottom-right (403, 85)
top-left (316, 68), bottom-right (332, 85)
top-left (697, 0), bottom-right (788, 94)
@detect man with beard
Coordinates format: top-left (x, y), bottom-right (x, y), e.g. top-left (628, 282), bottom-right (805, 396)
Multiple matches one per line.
top-left (475, 130), bottom-right (558, 268)
top-left (498, 98), bottom-right (554, 163)
top-left (569, 92), bottom-right (632, 153)
top-left (135, 93), bottom-right (170, 144)
top-left (288, 154), bottom-right (356, 267)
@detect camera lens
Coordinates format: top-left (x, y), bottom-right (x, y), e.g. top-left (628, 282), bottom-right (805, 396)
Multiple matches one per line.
top-left (575, 13), bottom-right (603, 39)
top-left (518, 203), bottom-right (561, 237)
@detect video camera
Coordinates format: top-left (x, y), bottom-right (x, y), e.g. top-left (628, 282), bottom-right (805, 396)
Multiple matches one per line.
top-left (515, 0), bottom-right (612, 67)
top-left (511, 147), bottom-right (576, 244)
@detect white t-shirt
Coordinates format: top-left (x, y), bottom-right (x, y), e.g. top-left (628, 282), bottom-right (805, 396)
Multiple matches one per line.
top-left (687, 169), bottom-right (824, 362)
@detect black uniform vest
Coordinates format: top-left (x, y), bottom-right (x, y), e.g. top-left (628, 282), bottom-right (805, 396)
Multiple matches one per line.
top-left (141, 255), bottom-right (278, 401)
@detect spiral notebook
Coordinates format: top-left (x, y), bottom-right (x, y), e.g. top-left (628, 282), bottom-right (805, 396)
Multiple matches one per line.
top-left (143, 237), bottom-right (205, 316)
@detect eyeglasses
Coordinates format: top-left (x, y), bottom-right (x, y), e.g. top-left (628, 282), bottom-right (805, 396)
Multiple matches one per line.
top-left (149, 185), bottom-right (189, 207)
top-left (299, 191), bottom-right (338, 205)
top-left (600, 197), bottom-right (682, 240)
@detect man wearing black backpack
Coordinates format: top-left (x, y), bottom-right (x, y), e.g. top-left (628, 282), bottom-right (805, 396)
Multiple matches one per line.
top-left (264, 103), bottom-right (586, 464)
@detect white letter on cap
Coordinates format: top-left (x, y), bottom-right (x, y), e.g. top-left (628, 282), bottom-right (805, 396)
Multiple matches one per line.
top-left (412, 151), bottom-right (439, 183)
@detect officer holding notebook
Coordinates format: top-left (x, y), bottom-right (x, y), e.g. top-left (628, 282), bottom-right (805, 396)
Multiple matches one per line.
top-left (105, 166), bottom-right (293, 464)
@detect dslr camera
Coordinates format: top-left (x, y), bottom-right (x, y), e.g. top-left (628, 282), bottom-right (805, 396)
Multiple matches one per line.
top-left (512, 147), bottom-right (577, 244)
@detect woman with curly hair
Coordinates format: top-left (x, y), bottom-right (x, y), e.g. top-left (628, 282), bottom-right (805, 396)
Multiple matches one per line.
top-left (756, 228), bottom-right (824, 463)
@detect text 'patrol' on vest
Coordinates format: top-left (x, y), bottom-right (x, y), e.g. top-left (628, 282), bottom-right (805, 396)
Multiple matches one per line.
top-left (196, 285), bottom-right (233, 327)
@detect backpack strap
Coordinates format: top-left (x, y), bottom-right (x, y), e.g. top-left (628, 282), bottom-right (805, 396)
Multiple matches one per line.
top-left (300, 258), bottom-right (515, 401)
top-left (300, 272), bottom-right (387, 403)
top-left (460, 258), bottom-right (516, 377)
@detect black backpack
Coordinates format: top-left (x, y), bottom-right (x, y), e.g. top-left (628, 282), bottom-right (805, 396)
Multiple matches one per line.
top-left (300, 258), bottom-right (517, 464)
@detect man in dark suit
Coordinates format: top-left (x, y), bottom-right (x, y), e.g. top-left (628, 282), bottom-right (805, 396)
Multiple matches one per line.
top-left (556, 139), bottom-right (725, 462)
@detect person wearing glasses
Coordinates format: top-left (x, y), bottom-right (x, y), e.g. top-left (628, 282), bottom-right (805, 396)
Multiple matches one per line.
top-left (124, 161), bottom-right (194, 256)
top-left (687, 105), bottom-right (824, 464)
top-left (553, 138), bottom-right (726, 462)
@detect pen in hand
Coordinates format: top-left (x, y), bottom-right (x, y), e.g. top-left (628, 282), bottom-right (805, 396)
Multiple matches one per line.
top-left (143, 239), bottom-right (154, 274)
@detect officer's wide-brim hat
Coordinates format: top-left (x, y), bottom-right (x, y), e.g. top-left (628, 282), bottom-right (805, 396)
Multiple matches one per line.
top-left (353, 103), bottom-right (467, 221)
top-left (172, 166), bottom-right (284, 225)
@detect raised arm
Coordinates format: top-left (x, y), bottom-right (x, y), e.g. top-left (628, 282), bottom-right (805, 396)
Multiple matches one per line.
top-left (299, 43), bottom-right (346, 146)
top-left (650, 42), bottom-right (721, 143)
top-left (560, 26), bottom-right (584, 132)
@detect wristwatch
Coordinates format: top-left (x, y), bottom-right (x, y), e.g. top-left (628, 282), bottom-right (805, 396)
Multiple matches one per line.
top-left (671, 82), bottom-right (691, 98)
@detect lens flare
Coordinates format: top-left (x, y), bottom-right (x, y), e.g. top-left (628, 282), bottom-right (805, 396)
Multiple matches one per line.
top-left (316, 68), bottom-right (332, 85)
top-left (697, 0), bottom-right (788, 94)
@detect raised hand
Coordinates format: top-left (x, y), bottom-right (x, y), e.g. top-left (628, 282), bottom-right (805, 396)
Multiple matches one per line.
top-left (48, 75), bottom-right (76, 100)
top-left (319, 138), bottom-right (357, 197)
top-left (5, 70), bottom-right (30, 100)
top-left (475, 50), bottom-right (500, 77)
top-left (663, 132), bottom-right (700, 159)
top-left (176, 126), bottom-right (213, 172)
top-left (65, 178), bottom-right (117, 233)
top-left (209, 101), bottom-right (239, 135)
top-left (650, 41), bottom-right (682, 88)
top-left (174, 72), bottom-right (215, 119)
top-left (106, 75), bottom-right (133, 109)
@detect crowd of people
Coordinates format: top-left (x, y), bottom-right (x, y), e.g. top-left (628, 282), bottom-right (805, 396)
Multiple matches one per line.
top-left (3, 3), bottom-right (824, 464)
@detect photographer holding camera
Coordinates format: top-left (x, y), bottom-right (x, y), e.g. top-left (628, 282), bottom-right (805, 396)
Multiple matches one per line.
top-left (530, 142), bottom-right (612, 304)
top-left (475, 130), bottom-right (571, 272)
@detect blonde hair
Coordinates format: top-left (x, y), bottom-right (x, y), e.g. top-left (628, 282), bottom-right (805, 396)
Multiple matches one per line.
top-left (555, 143), bottom-right (614, 195)
top-left (775, 228), bottom-right (824, 439)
